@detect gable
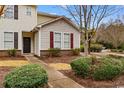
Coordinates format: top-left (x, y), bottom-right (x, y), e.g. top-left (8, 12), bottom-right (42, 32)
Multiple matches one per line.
top-left (41, 18), bottom-right (80, 33)
top-left (37, 15), bottom-right (56, 25)
top-left (41, 19), bottom-right (80, 34)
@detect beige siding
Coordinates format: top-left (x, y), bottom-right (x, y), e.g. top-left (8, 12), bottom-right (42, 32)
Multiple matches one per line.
top-left (0, 5), bottom-right (37, 50)
top-left (37, 15), bottom-right (56, 24)
top-left (40, 19), bottom-right (80, 50)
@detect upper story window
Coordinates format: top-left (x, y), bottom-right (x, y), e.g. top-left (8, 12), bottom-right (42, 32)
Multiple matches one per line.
top-left (4, 5), bottom-right (14, 19)
top-left (26, 7), bottom-right (32, 16)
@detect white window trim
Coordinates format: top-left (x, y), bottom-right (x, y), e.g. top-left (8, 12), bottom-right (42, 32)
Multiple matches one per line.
top-left (53, 32), bottom-right (62, 49)
top-left (53, 32), bottom-right (72, 50)
top-left (63, 32), bottom-right (71, 50)
top-left (26, 7), bottom-right (32, 16)
top-left (4, 5), bottom-right (14, 19)
top-left (4, 32), bottom-right (14, 50)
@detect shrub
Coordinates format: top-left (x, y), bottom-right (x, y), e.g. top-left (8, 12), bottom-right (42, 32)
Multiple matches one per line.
top-left (111, 49), bottom-right (123, 53)
top-left (97, 41), bottom-right (113, 49)
top-left (93, 56), bottom-right (123, 80)
top-left (70, 57), bottom-right (92, 78)
top-left (93, 63), bottom-right (122, 80)
top-left (4, 64), bottom-right (48, 88)
top-left (80, 45), bottom-right (84, 52)
top-left (118, 44), bottom-right (124, 50)
top-left (91, 55), bottom-right (97, 65)
top-left (90, 44), bottom-right (103, 52)
top-left (72, 48), bottom-right (80, 55)
top-left (7, 48), bottom-right (16, 57)
top-left (48, 48), bottom-right (60, 57)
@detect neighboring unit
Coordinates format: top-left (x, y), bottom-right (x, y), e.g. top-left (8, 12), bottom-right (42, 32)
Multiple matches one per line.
top-left (0, 5), bottom-right (80, 57)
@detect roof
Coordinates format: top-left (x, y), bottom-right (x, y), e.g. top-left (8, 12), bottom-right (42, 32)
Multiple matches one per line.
top-left (32, 16), bottom-right (80, 32)
top-left (37, 12), bottom-right (60, 18)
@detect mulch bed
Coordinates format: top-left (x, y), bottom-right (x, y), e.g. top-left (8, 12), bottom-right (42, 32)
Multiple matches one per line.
top-left (0, 67), bottom-right (15, 88)
top-left (0, 56), bottom-right (26, 60)
top-left (60, 70), bottom-right (124, 88)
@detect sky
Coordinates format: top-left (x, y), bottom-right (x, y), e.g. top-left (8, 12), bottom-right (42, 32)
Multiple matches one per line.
top-left (37, 5), bottom-right (124, 24)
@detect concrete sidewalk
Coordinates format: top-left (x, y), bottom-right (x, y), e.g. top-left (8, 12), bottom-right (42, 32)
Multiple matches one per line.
top-left (25, 55), bottom-right (83, 88)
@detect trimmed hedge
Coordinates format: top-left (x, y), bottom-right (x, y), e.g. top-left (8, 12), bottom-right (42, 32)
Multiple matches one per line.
top-left (70, 56), bottom-right (124, 81)
top-left (80, 44), bottom-right (103, 52)
top-left (72, 48), bottom-right (80, 55)
top-left (48, 48), bottom-right (60, 57)
top-left (90, 44), bottom-right (103, 52)
top-left (70, 57), bottom-right (92, 78)
top-left (93, 63), bottom-right (122, 80)
top-left (111, 49), bottom-right (123, 53)
top-left (4, 64), bottom-right (48, 88)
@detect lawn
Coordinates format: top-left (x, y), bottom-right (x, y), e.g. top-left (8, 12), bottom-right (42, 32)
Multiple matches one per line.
top-left (42, 55), bottom-right (124, 88)
top-left (0, 56), bottom-right (29, 87)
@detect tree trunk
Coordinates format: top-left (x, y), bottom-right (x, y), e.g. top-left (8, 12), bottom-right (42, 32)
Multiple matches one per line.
top-left (84, 40), bottom-right (89, 56)
top-left (88, 39), bottom-right (91, 54)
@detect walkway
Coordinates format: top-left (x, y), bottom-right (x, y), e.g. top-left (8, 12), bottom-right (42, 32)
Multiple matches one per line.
top-left (91, 52), bottom-right (124, 57)
top-left (25, 55), bottom-right (83, 88)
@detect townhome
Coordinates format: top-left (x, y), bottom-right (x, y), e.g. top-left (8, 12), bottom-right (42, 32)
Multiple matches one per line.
top-left (0, 5), bottom-right (80, 57)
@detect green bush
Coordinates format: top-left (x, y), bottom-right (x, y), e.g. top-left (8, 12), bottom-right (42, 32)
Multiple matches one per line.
top-left (72, 48), bottom-right (80, 55)
top-left (118, 44), bottom-right (124, 50)
top-left (90, 44), bottom-right (103, 52)
top-left (93, 63), bottom-right (122, 80)
top-left (7, 48), bottom-right (16, 57)
top-left (71, 55), bottom-right (124, 80)
top-left (80, 45), bottom-right (84, 52)
top-left (70, 57), bottom-right (92, 78)
top-left (93, 56), bottom-right (123, 80)
top-left (111, 49), bottom-right (123, 53)
top-left (97, 41), bottom-right (113, 49)
top-left (4, 64), bottom-right (48, 88)
top-left (48, 48), bottom-right (60, 57)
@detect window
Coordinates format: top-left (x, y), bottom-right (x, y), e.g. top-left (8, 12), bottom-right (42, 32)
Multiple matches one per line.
top-left (4, 5), bottom-right (14, 19)
top-left (4, 32), bottom-right (14, 49)
top-left (64, 33), bottom-right (70, 48)
top-left (26, 7), bottom-right (31, 16)
top-left (54, 32), bottom-right (61, 48)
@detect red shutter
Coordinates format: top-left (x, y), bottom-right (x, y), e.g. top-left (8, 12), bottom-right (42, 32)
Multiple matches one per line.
top-left (50, 32), bottom-right (54, 48)
top-left (71, 33), bottom-right (74, 49)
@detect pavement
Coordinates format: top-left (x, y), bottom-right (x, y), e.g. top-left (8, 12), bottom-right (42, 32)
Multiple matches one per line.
top-left (25, 55), bottom-right (83, 88)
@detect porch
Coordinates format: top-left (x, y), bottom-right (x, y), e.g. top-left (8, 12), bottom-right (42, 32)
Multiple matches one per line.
top-left (22, 31), bottom-right (36, 55)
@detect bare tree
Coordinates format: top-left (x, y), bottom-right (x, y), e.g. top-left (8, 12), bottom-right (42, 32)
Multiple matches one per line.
top-left (96, 19), bottom-right (124, 49)
top-left (60, 5), bottom-right (123, 56)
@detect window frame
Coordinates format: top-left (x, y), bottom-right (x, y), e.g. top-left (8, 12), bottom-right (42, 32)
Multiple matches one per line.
top-left (26, 7), bottom-right (32, 16)
top-left (54, 32), bottom-right (62, 49)
top-left (63, 32), bottom-right (71, 49)
top-left (4, 32), bottom-right (14, 49)
top-left (4, 5), bottom-right (14, 19)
